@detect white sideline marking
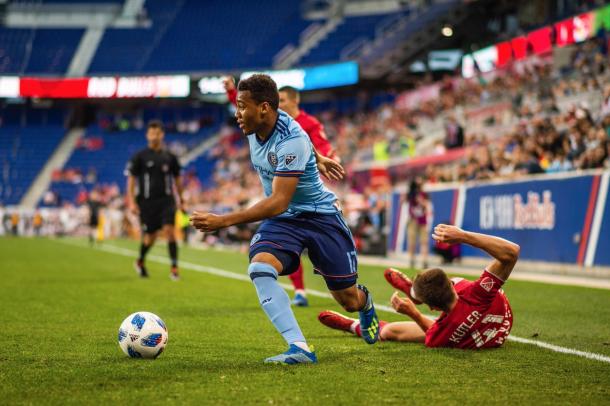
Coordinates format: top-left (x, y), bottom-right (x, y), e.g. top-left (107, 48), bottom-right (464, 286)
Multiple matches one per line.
top-left (59, 240), bottom-right (610, 365)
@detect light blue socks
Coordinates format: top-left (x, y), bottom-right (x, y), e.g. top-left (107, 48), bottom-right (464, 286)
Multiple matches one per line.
top-left (248, 262), bottom-right (306, 345)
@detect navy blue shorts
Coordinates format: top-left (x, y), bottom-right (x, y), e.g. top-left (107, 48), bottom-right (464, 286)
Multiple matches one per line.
top-left (249, 213), bottom-right (358, 291)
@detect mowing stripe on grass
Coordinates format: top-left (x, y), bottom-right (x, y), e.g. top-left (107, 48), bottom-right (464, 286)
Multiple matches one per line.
top-left (59, 240), bottom-right (610, 365)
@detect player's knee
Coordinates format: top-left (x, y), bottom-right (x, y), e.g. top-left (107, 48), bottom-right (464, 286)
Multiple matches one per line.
top-left (164, 226), bottom-right (176, 241)
top-left (250, 252), bottom-right (283, 274)
top-left (143, 233), bottom-right (155, 246)
top-left (248, 262), bottom-right (279, 282)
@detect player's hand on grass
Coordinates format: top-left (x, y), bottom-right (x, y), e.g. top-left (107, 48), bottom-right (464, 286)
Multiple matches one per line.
top-left (390, 291), bottom-right (418, 316)
top-left (317, 154), bottom-right (345, 181)
top-left (190, 211), bottom-right (226, 232)
top-left (432, 224), bottom-right (465, 245)
top-left (223, 76), bottom-right (235, 91)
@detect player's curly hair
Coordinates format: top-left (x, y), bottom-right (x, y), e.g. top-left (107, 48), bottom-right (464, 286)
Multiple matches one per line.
top-left (237, 74), bottom-right (279, 110)
top-left (413, 268), bottom-right (455, 312)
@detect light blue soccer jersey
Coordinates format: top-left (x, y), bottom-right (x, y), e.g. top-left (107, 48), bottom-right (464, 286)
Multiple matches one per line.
top-left (247, 110), bottom-right (339, 217)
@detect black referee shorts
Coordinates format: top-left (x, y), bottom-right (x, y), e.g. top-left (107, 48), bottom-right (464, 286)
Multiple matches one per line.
top-left (138, 198), bottom-right (176, 234)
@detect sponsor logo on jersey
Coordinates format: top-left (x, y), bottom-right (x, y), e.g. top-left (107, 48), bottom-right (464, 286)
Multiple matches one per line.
top-left (482, 314), bottom-right (504, 324)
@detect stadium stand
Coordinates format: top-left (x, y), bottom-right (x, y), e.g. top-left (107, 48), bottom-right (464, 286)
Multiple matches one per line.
top-left (0, 28), bottom-right (84, 74)
top-left (89, 0), bottom-right (312, 73)
top-left (45, 116), bottom-right (220, 206)
top-left (0, 124), bottom-right (66, 205)
top-left (300, 12), bottom-right (399, 65)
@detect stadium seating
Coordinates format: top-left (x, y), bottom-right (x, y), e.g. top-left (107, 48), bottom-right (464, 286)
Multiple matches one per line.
top-left (89, 0), bottom-right (311, 73)
top-left (0, 125), bottom-right (66, 205)
top-left (46, 123), bottom-right (219, 205)
top-left (300, 13), bottom-right (399, 65)
top-left (0, 28), bottom-right (84, 74)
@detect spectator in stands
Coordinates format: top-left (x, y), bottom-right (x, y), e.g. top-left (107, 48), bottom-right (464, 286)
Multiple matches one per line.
top-left (444, 115), bottom-right (464, 150)
top-left (33, 211), bottom-right (43, 237)
top-left (405, 178), bottom-right (432, 269)
top-left (10, 211), bottom-right (19, 236)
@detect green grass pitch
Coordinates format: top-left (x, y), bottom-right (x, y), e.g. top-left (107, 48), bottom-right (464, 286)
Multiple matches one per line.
top-left (1, 237), bottom-right (609, 405)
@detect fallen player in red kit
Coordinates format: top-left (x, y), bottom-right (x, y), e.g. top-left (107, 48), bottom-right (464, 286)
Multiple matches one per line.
top-left (319, 224), bottom-right (519, 349)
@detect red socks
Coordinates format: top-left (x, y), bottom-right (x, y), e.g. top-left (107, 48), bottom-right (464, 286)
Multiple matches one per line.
top-left (289, 262), bottom-right (305, 291)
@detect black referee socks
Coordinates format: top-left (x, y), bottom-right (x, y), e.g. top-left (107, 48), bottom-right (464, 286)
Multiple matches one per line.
top-left (168, 241), bottom-right (178, 267)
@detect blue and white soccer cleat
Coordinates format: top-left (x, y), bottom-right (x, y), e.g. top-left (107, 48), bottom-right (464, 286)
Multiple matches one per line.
top-left (264, 344), bottom-right (317, 365)
top-left (358, 285), bottom-right (380, 344)
top-left (292, 292), bottom-right (309, 307)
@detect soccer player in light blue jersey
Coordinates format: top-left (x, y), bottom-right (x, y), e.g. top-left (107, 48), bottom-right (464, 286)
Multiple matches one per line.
top-left (191, 74), bottom-right (379, 364)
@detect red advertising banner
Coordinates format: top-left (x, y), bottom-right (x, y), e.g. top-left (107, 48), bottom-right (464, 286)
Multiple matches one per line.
top-left (510, 36), bottom-right (528, 60)
top-left (527, 26), bottom-right (553, 55)
top-left (496, 41), bottom-right (513, 67)
top-left (20, 77), bottom-right (89, 98)
top-left (11, 75), bottom-right (190, 99)
top-left (555, 18), bottom-right (575, 47)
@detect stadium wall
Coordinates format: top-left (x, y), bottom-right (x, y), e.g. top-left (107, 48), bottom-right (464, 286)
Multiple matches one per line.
top-left (387, 169), bottom-right (610, 268)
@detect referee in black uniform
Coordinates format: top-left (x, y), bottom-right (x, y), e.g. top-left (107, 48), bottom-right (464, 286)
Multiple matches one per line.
top-left (126, 120), bottom-right (185, 280)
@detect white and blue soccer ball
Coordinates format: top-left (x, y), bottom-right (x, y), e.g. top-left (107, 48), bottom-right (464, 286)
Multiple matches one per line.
top-left (118, 311), bottom-right (168, 359)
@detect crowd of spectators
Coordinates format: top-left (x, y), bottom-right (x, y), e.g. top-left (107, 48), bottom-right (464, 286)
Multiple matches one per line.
top-left (17, 38), bottom-right (610, 251)
top-left (314, 37), bottom-right (610, 186)
top-left (179, 37), bottom-right (610, 250)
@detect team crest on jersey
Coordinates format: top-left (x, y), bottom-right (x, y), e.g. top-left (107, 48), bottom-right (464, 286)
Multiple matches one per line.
top-left (162, 164), bottom-right (169, 172)
top-left (285, 154), bottom-right (297, 167)
top-left (480, 277), bottom-right (494, 292)
top-left (267, 152), bottom-right (278, 167)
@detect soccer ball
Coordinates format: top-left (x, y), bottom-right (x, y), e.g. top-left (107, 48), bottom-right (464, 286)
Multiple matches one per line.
top-left (118, 311), bottom-right (168, 359)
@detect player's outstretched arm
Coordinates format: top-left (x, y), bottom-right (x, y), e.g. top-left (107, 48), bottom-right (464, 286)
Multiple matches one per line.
top-left (432, 224), bottom-right (520, 281)
top-left (313, 146), bottom-right (344, 181)
top-left (190, 176), bottom-right (298, 232)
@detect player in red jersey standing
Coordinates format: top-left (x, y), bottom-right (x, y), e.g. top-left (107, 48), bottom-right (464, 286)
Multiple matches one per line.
top-left (224, 77), bottom-right (337, 307)
top-left (319, 224), bottom-right (519, 349)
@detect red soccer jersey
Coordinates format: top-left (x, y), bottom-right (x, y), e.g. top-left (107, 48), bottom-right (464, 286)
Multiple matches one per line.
top-left (425, 271), bottom-right (513, 349)
top-left (295, 110), bottom-right (335, 158)
top-left (227, 87), bottom-right (237, 106)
